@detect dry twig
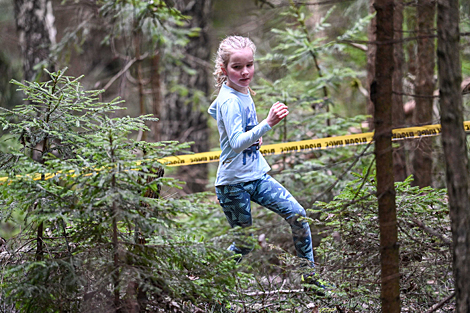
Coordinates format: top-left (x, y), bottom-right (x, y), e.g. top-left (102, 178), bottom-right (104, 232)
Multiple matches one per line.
top-left (411, 218), bottom-right (452, 245)
top-left (425, 292), bottom-right (455, 313)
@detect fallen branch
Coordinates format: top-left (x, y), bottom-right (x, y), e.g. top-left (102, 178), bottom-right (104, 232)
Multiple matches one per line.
top-left (425, 292), bottom-right (455, 313)
top-left (411, 219), bottom-right (452, 245)
top-left (241, 289), bottom-right (303, 297)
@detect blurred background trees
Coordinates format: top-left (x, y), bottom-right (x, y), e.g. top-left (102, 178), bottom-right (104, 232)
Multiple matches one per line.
top-left (1, 0), bottom-right (470, 312)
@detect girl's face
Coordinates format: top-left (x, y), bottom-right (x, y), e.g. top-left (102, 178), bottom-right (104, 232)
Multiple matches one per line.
top-left (223, 47), bottom-right (254, 94)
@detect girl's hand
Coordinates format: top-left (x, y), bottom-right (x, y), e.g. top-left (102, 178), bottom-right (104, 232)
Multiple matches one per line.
top-left (266, 101), bottom-right (289, 127)
top-left (259, 137), bottom-right (263, 147)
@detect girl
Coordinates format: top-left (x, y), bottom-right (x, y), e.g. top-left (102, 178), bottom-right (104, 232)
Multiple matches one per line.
top-left (208, 36), bottom-right (320, 287)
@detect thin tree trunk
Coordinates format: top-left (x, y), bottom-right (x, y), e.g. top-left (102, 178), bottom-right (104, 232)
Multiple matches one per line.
top-left (36, 220), bottom-right (44, 261)
top-left (150, 52), bottom-right (162, 142)
top-left (437, 0), bottom-right (470, 311)
top-left (14, 0), bottom-right (56, 260)
top-left (372, 0), bottom-right (400, 311)
top-left (291, 2), bottom-right (330, 126)
top-left (134, 30), bottom-right (146, 142)
top-left (112, 203), bottom-right (120, 311)
top-left (110, 137), bottom-right (121, 311)
top-left (125, 166), bottom-right (164, 313)
top-left (392, 0), bottom-right (407, 182)
top-left (412, 0), bottom-right (436, 188)
top-left (367, 0), bottom-right (377, 130)
top-left (15, 0), bottom-right (52, 257)
top-left (162, 0), bottom-right (212, 193)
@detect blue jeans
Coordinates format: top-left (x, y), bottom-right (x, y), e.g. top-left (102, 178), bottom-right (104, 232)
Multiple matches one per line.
top-left (215, 173), bottom-right (314, 267)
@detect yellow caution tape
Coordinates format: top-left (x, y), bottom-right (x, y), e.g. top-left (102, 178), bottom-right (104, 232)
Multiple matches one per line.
top-left (159, 121), bottom-right (470, 166)
top-left (1, 122), bottom-right (469, 183)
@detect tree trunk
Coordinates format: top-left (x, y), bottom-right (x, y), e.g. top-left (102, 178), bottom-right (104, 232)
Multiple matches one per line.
top-left (412, 0), bottom-right (436, 188)
top-left (366, 0), bottom-right (377, 130)
top-left (392, 0), bottom-right (407, 182)
top-left (14, 0), bottom-right (56, 262)
top-left (134, 30), bottom-right (146, 142)
top-left (437, 1), bottom-right (470, 311)
top-left (14, 0), bottom-right (56, 82)
top-left (162, 0), bottom-right (212, 193)
top-left (150, 52), bottom-right (162, 143)
top-left (125, 166), bottom-right (164, 313)
top-left (372, 0), bottom-right (401, 311)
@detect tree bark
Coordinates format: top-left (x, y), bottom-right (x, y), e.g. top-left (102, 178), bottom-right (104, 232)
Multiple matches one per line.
top-left (162, 0), bottom-right (212, 193)
top-left (372, 0), bottom-right (401, 311)
top-left (150, 52), bottom-right (162, 143)
top-left (412, 0), bottom-right (436, 188)
top-left (392, 0), bottom-right (407, 182)
top-left (14, 0), bottom-right (56, 82)
top-left (134, 30), bottom-right (147, 142)
top-left (366, 0), bottom-right (377, 130)
top-left (437, 0), bottom-right (470, 311)
top-left (14, 0), bottom-right (56, 262)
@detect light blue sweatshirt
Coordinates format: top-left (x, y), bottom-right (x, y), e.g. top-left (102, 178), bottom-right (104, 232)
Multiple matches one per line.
top-left (208, 83), bottom-right (272, 186)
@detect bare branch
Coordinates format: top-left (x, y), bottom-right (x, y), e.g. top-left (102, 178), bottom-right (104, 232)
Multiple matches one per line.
top-left (410, 219), bottom-right (452, 245)
top-left (102, 52), bottom-right (149, 92)
top-left (425, 292), bottom-right (455, 313)
top-left (241, 289), bottom-right (303, 297)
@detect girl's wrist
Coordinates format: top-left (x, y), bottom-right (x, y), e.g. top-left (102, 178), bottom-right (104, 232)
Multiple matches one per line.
top-left (261, 119), bottom-right (273, 129)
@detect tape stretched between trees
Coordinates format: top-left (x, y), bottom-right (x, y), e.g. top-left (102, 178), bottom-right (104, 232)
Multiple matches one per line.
top-left (1, 121), bottom-right (469, 183)
top-left (160, 121), bottom-right (470, 166)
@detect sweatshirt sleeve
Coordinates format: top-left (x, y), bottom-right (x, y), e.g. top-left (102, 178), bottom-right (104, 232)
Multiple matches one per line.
top-left (208, 100), bottom-right (217, 120)
top-left (220, 98), bottom-right (272, 154)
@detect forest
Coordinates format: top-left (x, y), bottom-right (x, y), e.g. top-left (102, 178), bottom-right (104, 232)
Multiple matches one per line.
top-left (0, 0), bottom-right (469, 312)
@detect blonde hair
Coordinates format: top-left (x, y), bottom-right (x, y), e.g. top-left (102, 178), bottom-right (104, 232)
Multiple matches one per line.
top-left (213, 35), bottom-right (257, 95)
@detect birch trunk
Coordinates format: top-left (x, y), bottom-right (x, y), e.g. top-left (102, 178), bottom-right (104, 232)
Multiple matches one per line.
top-left (14, 0), bottom-right (56, 82)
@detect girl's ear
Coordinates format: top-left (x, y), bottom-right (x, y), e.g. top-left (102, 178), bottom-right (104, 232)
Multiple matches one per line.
top-left (221, 67), bottom-right (227, 75)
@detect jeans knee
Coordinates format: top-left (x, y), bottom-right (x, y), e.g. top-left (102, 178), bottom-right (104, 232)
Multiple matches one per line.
top-left (291, 201), bottom-right (306, 219)
top-left (285, 203), bottom-right (309, 228)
